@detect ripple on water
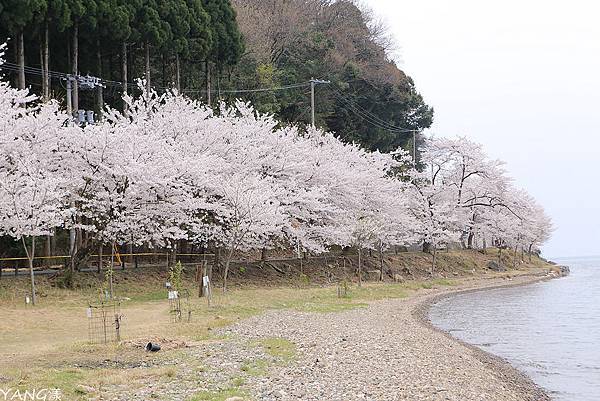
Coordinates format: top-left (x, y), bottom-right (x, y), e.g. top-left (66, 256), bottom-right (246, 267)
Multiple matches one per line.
top-left (429, 258), bottom-right (600, 401)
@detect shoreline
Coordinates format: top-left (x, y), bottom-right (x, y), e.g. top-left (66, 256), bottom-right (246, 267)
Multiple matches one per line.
top-left (89, 268), bottom-right (562, 401)
top-left (413, 271), bottom-right (556, 401)
top-left (218, 268), bottom-right (562, 400)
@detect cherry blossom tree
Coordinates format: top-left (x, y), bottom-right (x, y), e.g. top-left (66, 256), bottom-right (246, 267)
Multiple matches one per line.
top-left (0, 45), bottom-right (72, 303)
top-left (0, 46), bottom-right (555, 295)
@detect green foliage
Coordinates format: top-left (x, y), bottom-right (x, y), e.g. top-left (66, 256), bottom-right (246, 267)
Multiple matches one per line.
top-left (202, 0), bottom-right (243, 69)
top-left (0, 0), bottom-right (432, 156)
top-left (0, 0), bottom-right (47, 32)
top-left (169, 260), bottom-right (184, 292)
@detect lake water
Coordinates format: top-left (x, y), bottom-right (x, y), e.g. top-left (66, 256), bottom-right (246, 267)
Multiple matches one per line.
top-left (429, 257), bottom-right (600, 400)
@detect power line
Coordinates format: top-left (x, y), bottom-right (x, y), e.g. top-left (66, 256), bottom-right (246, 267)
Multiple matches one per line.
top-left (328, 87), bottom-right (415, 133)
top-left (327, 87), bottom-right (415, 133)
top-left (1, 60), bottom-right (420, 141)
top-left (279, 48), bottom-right (417, 134)
top-left (0, 62), bottom-right (314, 95)
top-left (179, 81), bottom-right (311, 94)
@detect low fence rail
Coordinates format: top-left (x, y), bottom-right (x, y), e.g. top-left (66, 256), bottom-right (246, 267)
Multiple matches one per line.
top-left (0, 252), bottom-right (215, 277)
top-left (0, 247), bottom-right (421, 278)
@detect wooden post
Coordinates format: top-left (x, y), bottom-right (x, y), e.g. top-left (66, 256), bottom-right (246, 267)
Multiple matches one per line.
top-left (198, 261), bottom-right (208, 298)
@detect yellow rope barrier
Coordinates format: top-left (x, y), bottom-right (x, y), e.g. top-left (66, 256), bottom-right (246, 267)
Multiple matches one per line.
top-left (0, 252), bottom-right (215, 262)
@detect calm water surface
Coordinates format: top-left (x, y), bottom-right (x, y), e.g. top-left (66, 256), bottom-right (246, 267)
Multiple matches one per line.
top-left (429, 257), bottom-right (600, 400)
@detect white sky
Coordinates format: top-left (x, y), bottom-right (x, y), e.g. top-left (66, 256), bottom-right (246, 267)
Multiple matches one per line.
top-left (366, 0), bottom-right (600, 258)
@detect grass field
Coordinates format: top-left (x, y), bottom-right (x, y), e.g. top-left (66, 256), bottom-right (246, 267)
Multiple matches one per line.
top-left (0, 250), bottom-right (556, 400)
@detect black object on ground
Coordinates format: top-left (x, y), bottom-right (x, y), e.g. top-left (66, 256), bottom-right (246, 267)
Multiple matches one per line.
top-left (145, 342), bottom-right (161, 352)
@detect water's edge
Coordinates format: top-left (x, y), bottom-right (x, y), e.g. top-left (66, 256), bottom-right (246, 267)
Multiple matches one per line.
top-left (413, 274), bottom-right (558, 401)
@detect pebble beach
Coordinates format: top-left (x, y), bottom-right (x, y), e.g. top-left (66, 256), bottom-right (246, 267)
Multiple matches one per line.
top-left (98, 272), bottom-right (553, 401)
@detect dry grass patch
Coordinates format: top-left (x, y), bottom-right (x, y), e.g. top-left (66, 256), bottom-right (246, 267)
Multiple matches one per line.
top-left (0, 251), bottom-right (554, 391)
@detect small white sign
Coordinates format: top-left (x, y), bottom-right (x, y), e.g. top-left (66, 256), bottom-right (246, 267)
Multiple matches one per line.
top-left (25, 296), bottom-right (30, 304)
top-left (168, 290), bottom-right (178, 300)
top-left (86, 307), bottom-right (92, 318)
top-left (202, 276), bottom-right (210, 287)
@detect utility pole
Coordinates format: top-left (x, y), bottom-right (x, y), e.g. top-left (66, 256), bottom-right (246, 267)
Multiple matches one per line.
top-left (413, 129), bottom-right (418, 167)
top-left (65, 75), bottom-right (73, 116)
top-left (310, 78), bottom-right (330, 128)
top-left (64, 74), bottom-right (104, 122)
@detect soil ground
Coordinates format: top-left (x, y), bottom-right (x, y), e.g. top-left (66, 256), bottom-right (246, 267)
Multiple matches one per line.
top-left (0, 249), bottom-right (558, 400)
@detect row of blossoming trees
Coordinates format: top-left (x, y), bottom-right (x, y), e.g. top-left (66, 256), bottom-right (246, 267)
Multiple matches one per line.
top-left (0, 47), bottom-right (552, 304)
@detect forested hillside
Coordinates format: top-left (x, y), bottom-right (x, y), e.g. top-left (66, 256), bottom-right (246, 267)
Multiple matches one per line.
top-left (0, 0), bottom-right (432, 152)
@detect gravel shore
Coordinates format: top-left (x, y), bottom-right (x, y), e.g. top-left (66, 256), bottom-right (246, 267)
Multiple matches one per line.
top-left (225, 273), bottom-right (552, 401)
top-left (96, 271), bottom-right (553, 401)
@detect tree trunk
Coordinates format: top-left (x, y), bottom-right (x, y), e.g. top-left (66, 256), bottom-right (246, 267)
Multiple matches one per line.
top-left (513, 245), bottom-right (518, 268)
top-left (69, 226), bottom-right (77, 273)
top-left (205, 61), bottom-right (211, 105)
top-left (357, 248), bottom-right (362, 287)
top-left (122, 42), bottom-right (128, 112)
top-left (528, 243), bottom-right (533, 262)
top-left (207, 256), bottom-right (213, 283)
top-left (145, 41), bottom-right (151, 93)
top-left (217, 71), bottom-right (221, 100)
top-left (431, 246), bottom-right (437, 275)
top-left (43, 21), bottom-right (50, 100)
top-left (17, 30), bottom-right (25, 89)
top-left (199, 262), bottom-right (207, 297)
top-left (260, 247), bottom-right (267, 266)
top-left (39, 41), bottom-right (44, 98)
top-left (422, 241), bottom-right (431, 254)
top-left (175, 53), bottom-right (181, 92)
top-left (128, 240), bottom-right (133, 265)
top-left (22, 236), bottom-right (36, 305)
top-left (50, 231), bottom-right (56, 256)
top-left (498, 246), bottom-right (502, 263)
top-left (96, 40), bottom-right (103, 121)
top-left (467, 231), bottom-right (474, 249)
top-left (76, 219), bottom-right (83, 253)
top-left (171, 243), bottom-right (177, 268)
top-left (223, 247), bottom-right (234, 293)
top-left (45, 235), bottom-right (51, 257)
top-left (214, 246), bottom-right (220, 271)
top-left (98, 243), bottom-right (103, 273)
top-left (72, 23), bottom-right (79, 112)
top-left (378, 241), bottom-right (384, 281)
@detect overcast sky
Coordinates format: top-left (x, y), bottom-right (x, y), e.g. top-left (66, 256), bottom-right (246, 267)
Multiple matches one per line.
top-left (366, 0), bottom-right (599, 258)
